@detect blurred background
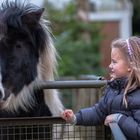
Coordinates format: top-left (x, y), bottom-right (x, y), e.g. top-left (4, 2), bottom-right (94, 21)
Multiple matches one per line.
top-left (1, 0), bottom-right (138, 79)
top-left (37, 0), bottom-right (140, 110)
top-left (41, 0), bottom-right (137, 79)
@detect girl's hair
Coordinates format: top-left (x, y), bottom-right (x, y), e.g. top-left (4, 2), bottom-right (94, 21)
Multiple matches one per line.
top-left (111, 36), bottom-right (140, 107)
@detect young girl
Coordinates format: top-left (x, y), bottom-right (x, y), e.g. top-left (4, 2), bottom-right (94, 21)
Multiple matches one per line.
top-left (61, 36), bottom-right (140, 140)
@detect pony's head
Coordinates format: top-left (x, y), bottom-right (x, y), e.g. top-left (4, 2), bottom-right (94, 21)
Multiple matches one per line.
top-left (0, 0), bottom-right (61, 114)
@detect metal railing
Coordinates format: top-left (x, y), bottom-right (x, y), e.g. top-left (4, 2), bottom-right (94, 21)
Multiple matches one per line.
top-left (0, 78), bottom-right (127, 140)
top-left (109, 123), bottom-right (127, 140)
top-left (0, 117), bottom-right (104, 140)
top-left (33, 78), bottom-right (127, 140)
top-left (34, 77), bottom-right (126, 140)
top-left (33, 79), bottom-right (107, 89)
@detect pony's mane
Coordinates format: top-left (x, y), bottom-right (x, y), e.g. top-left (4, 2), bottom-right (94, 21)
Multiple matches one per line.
top-left (0, 0), bottom-right (51, 51)
top-left (0, 0), bottom-right (50, 22)
top-left (0, 0), bottom-right (64, 115)
top-left (0, 0), bottom-right (57, 77)
top-left (0, 0), bottom-right (33, 30)
top-left (0, 0), bottom-right (40, 16)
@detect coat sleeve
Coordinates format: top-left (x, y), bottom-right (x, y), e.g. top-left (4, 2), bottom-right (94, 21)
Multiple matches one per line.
top-left (75, 89), bottom-right (109, 126)
top-left (118, 109), bottom-right (140, 140)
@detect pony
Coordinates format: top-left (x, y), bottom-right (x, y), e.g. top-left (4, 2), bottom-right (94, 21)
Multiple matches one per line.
top-left (0, 0), bottom-right (64, 139)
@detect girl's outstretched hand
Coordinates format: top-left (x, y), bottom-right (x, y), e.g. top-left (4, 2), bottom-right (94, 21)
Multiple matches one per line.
top-left (61, 109), bottom-right (75, 123)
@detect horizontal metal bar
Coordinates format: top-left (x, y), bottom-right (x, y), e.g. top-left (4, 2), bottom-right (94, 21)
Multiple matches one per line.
top-left (109, 123), bottom-right (127, 140)
top-left (0, 117), bottom-right (66, 126)
top-left (34, 80), bottom-right (107, 89)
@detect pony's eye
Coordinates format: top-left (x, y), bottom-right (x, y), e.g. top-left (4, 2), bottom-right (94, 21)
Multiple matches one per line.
top-left (15, 44), bottom-right (21, 48)
top-left (9, 59), bottom-right (14, 64)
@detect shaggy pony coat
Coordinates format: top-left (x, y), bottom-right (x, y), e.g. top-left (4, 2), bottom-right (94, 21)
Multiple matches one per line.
top-left (0, 0), bottom-right (64, 117)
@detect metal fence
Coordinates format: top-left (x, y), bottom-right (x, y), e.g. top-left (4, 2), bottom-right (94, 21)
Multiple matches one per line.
top-left (0, 117), bottom-right (105, 140)
top-left (0, 79), bottom-right (126, 140)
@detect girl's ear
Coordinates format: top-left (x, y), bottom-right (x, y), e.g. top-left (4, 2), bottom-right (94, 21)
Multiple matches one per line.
top-left (128, 62), bottom-right (133, 72)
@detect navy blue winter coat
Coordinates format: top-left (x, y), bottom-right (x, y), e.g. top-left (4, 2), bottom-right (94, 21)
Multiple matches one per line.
top-left (75, 78), bottom-right (140, 140)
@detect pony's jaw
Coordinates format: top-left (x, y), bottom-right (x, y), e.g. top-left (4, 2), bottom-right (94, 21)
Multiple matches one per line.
top-left (0, 72), bottom-right (5, 100)
top-left (0, 82), bottom-right (35, 112)
top-left (0, 67), bottom-right (10, 106)
top-left (0, 83), bottom-right (4, 100)
top-left (0, 94), bottom-right (13, 109)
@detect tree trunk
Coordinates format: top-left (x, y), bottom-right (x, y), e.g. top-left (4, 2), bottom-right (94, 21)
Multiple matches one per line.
top-left (76, 0), bottom-right (91, 44)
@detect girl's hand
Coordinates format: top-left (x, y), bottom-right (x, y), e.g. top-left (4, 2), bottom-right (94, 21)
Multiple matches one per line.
top-left (61, 109), bottom-right (75, 123)
top-left (104, 113), bottom-right (123, 126)
top-left (104, 114), bottom-right (114, 126)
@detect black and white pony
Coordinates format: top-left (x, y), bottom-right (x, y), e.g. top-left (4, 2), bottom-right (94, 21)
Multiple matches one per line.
top-left (0, 0), bottom-right (64, 139)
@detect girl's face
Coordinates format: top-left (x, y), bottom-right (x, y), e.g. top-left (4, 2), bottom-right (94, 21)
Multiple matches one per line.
top-left (109, 48), bottom-right (131, 79)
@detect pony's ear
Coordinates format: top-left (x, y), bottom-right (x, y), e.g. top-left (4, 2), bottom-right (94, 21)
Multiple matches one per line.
top-left (21, 8), bottom-right (44, 28)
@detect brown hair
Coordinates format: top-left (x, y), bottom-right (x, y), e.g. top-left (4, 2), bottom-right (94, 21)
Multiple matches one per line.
top-left (111, 36), bottom-right (140, 107)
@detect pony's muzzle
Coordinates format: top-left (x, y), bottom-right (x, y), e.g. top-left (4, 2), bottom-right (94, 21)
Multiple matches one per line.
top-left (0, 87), bottom-right (5, 100)
top-left (0, 88), bottom-right (11, 109)
top-left (0, 91), bottom-right (4, 99)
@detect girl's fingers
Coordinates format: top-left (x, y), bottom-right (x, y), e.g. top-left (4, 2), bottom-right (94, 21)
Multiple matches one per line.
top-left (104, 115), bottom-right (113, 126)
top-left (61, 109), bottom-right (74, 121)
top-left (104, 119), bottom-right (109, 126)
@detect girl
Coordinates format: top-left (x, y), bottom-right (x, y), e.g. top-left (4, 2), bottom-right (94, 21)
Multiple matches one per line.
top-left (61, 36), bottom-right (140, 140)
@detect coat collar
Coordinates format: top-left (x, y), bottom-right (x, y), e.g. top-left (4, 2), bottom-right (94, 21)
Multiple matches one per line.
top-left (107, 77), bottom-right (127, 90)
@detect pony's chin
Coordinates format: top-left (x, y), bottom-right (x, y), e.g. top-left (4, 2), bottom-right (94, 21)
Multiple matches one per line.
top-left (0, 100), bottom-right (5, 109)
top-left (0, 94), bottom-right (15, 111)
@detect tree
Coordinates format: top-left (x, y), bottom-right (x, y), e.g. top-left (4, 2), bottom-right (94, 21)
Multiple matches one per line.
top-left (130, 0), bottom-right (140, 35)
top-left (45, 0), bottom-right (103, 76)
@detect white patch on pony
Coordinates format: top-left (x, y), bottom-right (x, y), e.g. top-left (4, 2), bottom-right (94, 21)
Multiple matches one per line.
top-left (37, 58), bottom-right (64, 116)
top-left (44, 89), bottom-right (64, 115)
top-left (37, 19), bottom-right (64, 116)
top-left (0, 68), bottom-right (5, 99)
top-left (2, 82), bottom-right (35, 112)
